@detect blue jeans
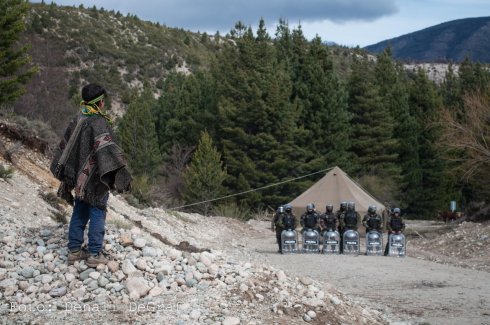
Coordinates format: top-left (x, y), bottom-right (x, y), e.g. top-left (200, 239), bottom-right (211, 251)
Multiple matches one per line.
top-left (68, 196), bottom-right (108, 255)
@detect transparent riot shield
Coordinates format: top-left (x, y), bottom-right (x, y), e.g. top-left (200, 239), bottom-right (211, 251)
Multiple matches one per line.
top-left (388, 233), bottom-right (406, 257)
top-left (322, 230), bottom-right (340, 254)
top-left (281, 229), bottom-right (298, 254)
top-left (366, 230), bottom-right (383, 256)
top-left (343, 229), bottom-right (360, 255)
top-left (302, 229), bottom-right (320, 253)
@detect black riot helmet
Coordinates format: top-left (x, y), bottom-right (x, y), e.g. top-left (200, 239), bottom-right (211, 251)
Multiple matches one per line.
top-left (306, 203), bottom-right (315, 213)
top-left (340, 201), bottom-right (347, 211)
top-left (326, 204), bottom-right (334, 212)
top-left (368, 205), bottom-right (376, 214)
top-left (284, 204), bottom-right (292, 213)
top-left (347, 202), bottom-right (355, 211)
top-left (277, 206), bottom-right (284, 214)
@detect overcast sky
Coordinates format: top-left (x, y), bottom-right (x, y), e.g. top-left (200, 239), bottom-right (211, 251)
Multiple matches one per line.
top-left (33, 0), bottom-right (490, 47)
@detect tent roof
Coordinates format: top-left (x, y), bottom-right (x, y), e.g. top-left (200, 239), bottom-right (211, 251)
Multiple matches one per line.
top-left (289, 166), bottom-right (386, 217)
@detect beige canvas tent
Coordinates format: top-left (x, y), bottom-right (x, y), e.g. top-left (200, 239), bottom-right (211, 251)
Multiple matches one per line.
top-left (289, 166), bottom-right (386, 217)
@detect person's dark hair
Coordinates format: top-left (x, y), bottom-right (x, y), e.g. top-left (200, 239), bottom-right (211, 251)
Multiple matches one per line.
top-left (82, 83), bottom-right (106, 104)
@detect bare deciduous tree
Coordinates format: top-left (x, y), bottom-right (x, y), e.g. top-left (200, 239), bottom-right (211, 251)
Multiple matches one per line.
top-left (440, 92), bottom-right (490, 179)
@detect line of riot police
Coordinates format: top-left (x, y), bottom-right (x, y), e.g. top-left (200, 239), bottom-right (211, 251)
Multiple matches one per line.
top-left (271, 202), bottom-right (406, 257)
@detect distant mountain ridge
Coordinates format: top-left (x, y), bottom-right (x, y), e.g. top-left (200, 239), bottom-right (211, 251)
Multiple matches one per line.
top-left (365, 16), bottom-right (490, 63)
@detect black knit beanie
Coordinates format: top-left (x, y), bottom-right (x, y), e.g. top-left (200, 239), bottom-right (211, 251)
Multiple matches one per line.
top-left (82, 83), bottom-right (106, 103)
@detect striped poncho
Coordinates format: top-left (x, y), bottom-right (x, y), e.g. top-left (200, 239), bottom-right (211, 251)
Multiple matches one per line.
top-left (50, 114), bottom-right (131, 209)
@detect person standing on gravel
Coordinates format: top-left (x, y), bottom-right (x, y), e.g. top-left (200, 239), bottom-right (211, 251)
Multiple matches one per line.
top-left (339, 202), bottom-right (360, 253)
top-left (384, 207), bottom-right (405, 256)
top-left (50, 83), bottom-right (132, 267)
top-left (271, 206), bottom-right (286, 253)
top-left (271, 204), bottom-right (297, 253)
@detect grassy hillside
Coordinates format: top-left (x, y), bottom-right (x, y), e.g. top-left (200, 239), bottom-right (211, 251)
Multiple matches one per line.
top-left (13, 3), bottom-right (221, 134)
top-left (365, 16), bottom-right (490, 63)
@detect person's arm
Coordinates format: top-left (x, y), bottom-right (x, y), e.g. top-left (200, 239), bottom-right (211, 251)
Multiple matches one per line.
top-left (362, 215), bottom-right (368, 228)
top-left (293, 215), bottom-right (299, 229)
top-left (401, 218), bottom-right (406, 232)
top-left (271, 214), bottom-right (277, 231)
top-left (386, 216), bottom-right (392, 232)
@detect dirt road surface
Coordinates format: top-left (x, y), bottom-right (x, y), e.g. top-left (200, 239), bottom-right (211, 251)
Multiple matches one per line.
top-left (227, 220), bottom-right (490, 325)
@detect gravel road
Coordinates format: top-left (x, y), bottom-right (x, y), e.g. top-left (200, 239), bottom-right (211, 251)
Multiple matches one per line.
top-left (230, 220), bottom-right (490, 325)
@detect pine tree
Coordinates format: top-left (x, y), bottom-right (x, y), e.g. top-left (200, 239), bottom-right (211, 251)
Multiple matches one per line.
top-left (407, 69), bottom-right (446, 217)
top-left (183, 131), bottom-right (227, 215)
top-left (214, 19), bottom-right (300, 208)
top-left (117, 87), bottom-right (162, 177)
top-left (348, 56), bottom-right (398, 177)
top-left (289, 35), bottom-right (351, 173)
top-left (0, 0), bottom-right (37, 107)
top-left (154, 72), bottom-right (217, 158)
top-left (374, 47), bottom-right (416, 204)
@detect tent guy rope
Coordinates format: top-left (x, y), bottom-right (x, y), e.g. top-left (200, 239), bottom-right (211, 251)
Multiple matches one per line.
top-left (168, 166), bottom-right (335, 211)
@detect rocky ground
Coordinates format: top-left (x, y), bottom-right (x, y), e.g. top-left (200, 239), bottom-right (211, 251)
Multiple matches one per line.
top-left (1, 135), bottom-right (489, 325)
top-left (0, 139), bottom-right (387, 324)
top-left (409, 220), bottom-right (490, 272)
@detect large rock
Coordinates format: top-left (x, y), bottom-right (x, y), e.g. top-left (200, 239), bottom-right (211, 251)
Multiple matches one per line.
top-left (72, 287), bottom-right (86, 299)
top-left (49, 286), bottom-right (67, 297)
top-left (125, 277), bottom-right (150, 299)
top-left (120, 233), bottom-right (133, 247)
top-left (136, 259), bottom-right (147, 271)
top-left (0, 278), bottom-right (17, 289)
top-left (148, 286), bottom-right (164, 297)
top-left (79, 268), bottom-right (95, 280)
top-left (20, 267), bottom-right (35, 279)
top-left (41, 274), bottom-right (53, 284)
top-left (122, 260), bottom-right (137, 275)
top-left (222, 316), bottom-right (240, 325)
top-left (299, 277), bottom-right (312, 286)
top-left (276, 270), bottom-right (287, 282)
top-left (142, 247), bottom-right (157, 257)
top-left (156, 264), bottom-right (173, 275)
top-left (133, 238), bottom-right (146, 249)
top-left (107, 261), bottom-right (119, 273)
top-left (199, 253), bottom-right (212, 267)
top-left (168, 249), bottom-right (182, 261)
top-left (43, 253), bottom-right (55, 262)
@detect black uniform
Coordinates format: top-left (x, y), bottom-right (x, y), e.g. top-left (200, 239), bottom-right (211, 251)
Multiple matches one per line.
top-left (362, 213), bottom-right (383, 232)
top-left (300, 211), bottom-right (320, 232)
top-left (319, 212), bottom-right (338, 233)
top-left (384, 213), bottom-right (405, 255)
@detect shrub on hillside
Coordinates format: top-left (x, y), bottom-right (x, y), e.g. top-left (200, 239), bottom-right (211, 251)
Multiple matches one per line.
top-left (0, 164), bottom-right (14, 179)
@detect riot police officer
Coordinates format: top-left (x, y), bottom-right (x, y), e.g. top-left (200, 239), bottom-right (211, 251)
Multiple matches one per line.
top-left (340, 202), bottom-right (360, 231)
top-left (384, 207), bottom-right (406, 256)
top-left (336, 201), bottom-right (347, 231)
top-left (362, 205), bottom-right (383, 233)
top-left (271, 206), bottom-right (285, 253)
top-left (319, 204), bottom-right (338, 232)
top-left (339, 202), bottom-right (360, 253)
top-left (300, 203), bottom-right (320, 232)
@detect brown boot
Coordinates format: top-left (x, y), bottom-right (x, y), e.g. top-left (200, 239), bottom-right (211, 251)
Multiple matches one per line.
top-left (86, 253), bottom-right (108, 268)
top-left (68, 249), bottom-right (89, 265)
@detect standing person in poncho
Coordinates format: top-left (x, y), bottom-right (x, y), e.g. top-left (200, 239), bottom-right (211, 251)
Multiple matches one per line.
top-left (50, 84), bottom-right (132, 267)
